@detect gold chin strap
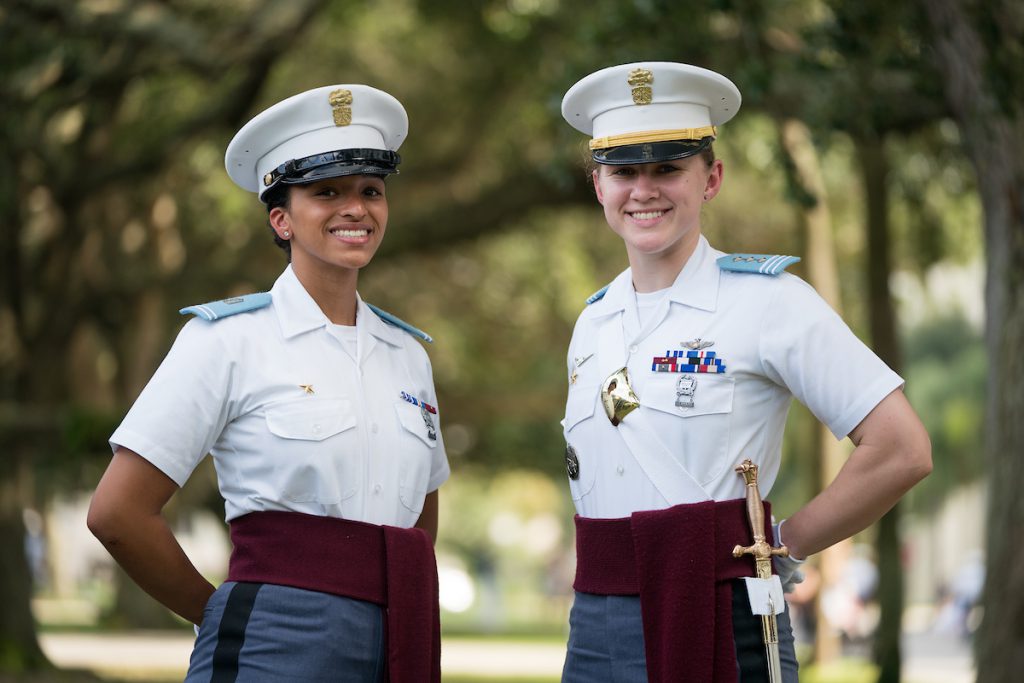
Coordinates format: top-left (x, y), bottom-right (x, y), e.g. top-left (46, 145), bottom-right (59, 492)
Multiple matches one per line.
top-left (590, 126), bottom-right (718, 150)
top-left (601, 367), bottom-right (641, 426)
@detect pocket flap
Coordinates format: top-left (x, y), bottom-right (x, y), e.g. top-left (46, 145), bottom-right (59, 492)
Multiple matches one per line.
top-left (265, 398), bottom-right (356, 441)
top-left (395, 401), bottom-right (438, 448)
top-left (565, 385), bottom-right (598, 430)
top-left (645, 374), bottom-right (735, 418)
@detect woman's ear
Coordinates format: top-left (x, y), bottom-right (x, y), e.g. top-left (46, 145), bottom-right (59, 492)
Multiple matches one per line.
top-left (592, 169), bottom-right (605, 205)
top-left (703, 159), bottom-right (724, 201)
top-left (269, 206), bottom-right (291, 239)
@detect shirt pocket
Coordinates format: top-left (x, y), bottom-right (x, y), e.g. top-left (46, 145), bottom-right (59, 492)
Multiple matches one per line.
top-left (394, 400), bottom-right (437, 514)
top-left (264, 397), bottom-right (358, 504)
top-left (644, 373), bottom-right (737, 486)
top-left (563, 384), bottom-right (599, 501)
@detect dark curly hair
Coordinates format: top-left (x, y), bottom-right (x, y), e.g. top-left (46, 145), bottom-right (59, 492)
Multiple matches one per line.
top-left (262, 184), bottom-right (292, 261)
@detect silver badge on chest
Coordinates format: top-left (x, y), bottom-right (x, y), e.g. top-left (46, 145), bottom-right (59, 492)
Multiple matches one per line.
top-left (421, 404), bottom-right (437, 441)
top-left (675, 374), bottom-right (697, 409)
top-left (565, 444), bottom-right (580, 480)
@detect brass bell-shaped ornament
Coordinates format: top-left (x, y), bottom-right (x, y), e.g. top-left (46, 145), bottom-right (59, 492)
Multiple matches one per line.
top-left (601, 367), bottom-right (640, 426)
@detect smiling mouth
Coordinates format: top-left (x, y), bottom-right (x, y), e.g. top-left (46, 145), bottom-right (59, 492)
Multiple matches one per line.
top-left (628, 210), bottom-right (668, 220)
top-left (329, 227), bottom-right (371, 237)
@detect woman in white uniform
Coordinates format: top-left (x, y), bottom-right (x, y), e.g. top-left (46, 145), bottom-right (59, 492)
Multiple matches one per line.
top-left (88, 85), bottom-right (449, 683)
top-left (558, 63), bottom-right (931, 682)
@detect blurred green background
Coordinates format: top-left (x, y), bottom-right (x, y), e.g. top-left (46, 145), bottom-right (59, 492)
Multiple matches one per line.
top-left (3, 0), bottom-right (1021, 681)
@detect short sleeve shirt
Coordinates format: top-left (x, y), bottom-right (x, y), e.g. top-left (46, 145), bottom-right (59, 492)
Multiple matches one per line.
top-left (563, 236), bottom-right (902, 519)
top-left (111, 265), bottom-right (450, 526)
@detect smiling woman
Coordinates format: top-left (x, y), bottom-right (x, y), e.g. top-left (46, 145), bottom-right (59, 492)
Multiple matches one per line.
top-left (556, 62), bottom-right (931, 683)
top-left (268, 175), bottom-right (390, 298)
top-left (87, 85), bottom-right (449, 682)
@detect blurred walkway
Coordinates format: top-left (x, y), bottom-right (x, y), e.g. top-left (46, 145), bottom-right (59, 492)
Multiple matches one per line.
top-left (40, 631), bottom-right (973, 681)
top-left (39, 632), bottom-right (567, 680)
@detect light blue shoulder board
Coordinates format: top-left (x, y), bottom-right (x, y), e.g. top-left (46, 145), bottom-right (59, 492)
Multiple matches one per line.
top-left (585, 284), bottom-right (611, 305)
top-left (179, 292), bottom-right (272, 321)
top-left (366, 303), bottom-right (433, 344)
top-left (717, 253), bottom-right (800, 276)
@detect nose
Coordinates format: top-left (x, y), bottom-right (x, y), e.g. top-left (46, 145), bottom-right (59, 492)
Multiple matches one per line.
top-left (629, 173), bottom-right (660, 201)
top-left (337, 192), bottom-right (368, 220)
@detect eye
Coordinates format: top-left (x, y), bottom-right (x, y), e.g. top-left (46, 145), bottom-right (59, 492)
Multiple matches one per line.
top-left (612, 167), bottom-right (636, 177)
top-left (362, 181), bottom-right (386, 197)
top-left (313, 185), bottom-right (337, 197)
top-left (657, 163), bottom-right (681, 174)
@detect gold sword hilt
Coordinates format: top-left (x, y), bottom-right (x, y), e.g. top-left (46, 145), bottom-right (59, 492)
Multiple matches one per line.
top-left (732, 459), bottom-right (789, 580)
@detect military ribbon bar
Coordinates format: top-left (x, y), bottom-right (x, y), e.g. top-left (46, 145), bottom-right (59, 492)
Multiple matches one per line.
top-left (651, 354), bottom-right (727, 374)
top-left (400, 391), bottom-right (437, 414)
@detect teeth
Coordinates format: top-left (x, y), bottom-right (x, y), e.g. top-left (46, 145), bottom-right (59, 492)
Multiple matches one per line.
top-left (631, 211), bottom-right (664, 220)
top-left (330, 229), bottom-right (369, 237)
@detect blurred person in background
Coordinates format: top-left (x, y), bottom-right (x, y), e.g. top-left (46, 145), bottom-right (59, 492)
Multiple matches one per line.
top-left (558, 62), bottom-right (931, 682)
top-left (88, 84), bottom-right (448, 682)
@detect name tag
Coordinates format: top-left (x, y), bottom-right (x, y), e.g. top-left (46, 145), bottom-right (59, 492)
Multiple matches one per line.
top-left (743, 576), bottom-right (786, 616)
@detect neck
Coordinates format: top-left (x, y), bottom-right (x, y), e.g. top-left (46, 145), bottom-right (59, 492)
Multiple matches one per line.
top-left (291, 262), bottom-right (359, 325)
top-left (628, 233), bottom-right (701, 293)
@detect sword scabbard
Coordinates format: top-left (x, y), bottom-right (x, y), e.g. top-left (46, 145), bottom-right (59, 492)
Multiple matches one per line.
top-left (733, 458), bottom-right (788, 683)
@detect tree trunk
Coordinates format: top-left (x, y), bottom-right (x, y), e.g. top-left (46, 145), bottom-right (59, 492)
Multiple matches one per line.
top-left (857, 140), bottom-right (904, 683)
top-left (0, 453), bottom-right (49, 673)
top-left (918, 1), bottom-right (1024, 681)
top-left (778, 118), bottom-right (848, 664)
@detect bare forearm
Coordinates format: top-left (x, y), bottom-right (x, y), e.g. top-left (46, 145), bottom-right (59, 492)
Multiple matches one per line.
top-left (415, 490), bottom-right (439, 545)
top-left (95, 513), bottom-right (215, 625)
top-left (781, 390), bottom-right (931, 559)
top-left (782, 445), bottom-right (925, 558)
top-left (88, 448), bottom-right (214, 625)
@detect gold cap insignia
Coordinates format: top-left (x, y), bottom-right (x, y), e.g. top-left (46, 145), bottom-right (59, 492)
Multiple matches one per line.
top-left (263, 172), bottom-right (274, 187)
top-left (627, 68), bottom-right (654, 105)
top-left (329, 89), bottom-right (353, 126)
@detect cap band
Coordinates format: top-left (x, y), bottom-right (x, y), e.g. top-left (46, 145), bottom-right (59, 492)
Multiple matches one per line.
top-left (592, 137), bottom-right (713, 165)
top-left (589, 126), bottom-right (718, 150)
top-left (262, 148), bottom-right (401, 188)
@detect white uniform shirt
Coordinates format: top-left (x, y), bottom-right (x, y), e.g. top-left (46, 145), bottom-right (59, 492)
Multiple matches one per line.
top-left (111, 265), bottom-right (450, 527)
top-left (563, 236), bottom-right (902, 519)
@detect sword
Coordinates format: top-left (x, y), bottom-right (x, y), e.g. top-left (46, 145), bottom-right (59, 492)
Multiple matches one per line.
top-left (732, 459), bottom-right (788, 683)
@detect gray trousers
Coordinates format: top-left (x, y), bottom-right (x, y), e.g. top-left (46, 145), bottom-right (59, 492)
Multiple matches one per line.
top-left (562, 582), bottom-right (800, 682)
top-left (186, 582), bottom-right (385, 683)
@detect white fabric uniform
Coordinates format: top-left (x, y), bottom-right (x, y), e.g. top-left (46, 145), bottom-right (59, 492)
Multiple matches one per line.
top-left (111, 265), bottom-right (449, 527)
top-left (563, 236), bottom-right (902, 519)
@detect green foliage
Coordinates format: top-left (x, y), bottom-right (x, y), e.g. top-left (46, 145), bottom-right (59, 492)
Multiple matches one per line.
top-left (901, 313), bottom-right (987, 513)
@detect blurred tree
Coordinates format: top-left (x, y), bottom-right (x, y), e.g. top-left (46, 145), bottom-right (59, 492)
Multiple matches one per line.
top-left (0, 0), bottom-right (1000, 678)
top-left (916, 1), bottom-right (1024, 681)
top-left (0, 0), bottom-right (324, 671)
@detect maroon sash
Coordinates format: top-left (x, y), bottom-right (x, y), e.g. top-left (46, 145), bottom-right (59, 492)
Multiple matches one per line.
top-left (574, 499), bottom-right (774, 683)
top-left (226, 510), bottom-right (440, 683)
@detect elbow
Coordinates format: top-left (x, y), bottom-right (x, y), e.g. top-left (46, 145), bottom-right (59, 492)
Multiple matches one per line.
top-left (87, 495), bottom-right (124, 547)
top-left (905, 429), bottom-right (933, 486)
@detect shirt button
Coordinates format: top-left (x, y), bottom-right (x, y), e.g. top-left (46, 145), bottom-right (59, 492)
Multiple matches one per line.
top-left (629, 345), bottom-right (638, 353)
top-left (616, 465), bottom-right (625, 475)
top-left (371, 423), bottom-right (379, 434)
top-left (373, 484), bottom-right (382, 494)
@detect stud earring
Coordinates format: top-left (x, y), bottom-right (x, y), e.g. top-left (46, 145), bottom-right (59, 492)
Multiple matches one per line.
top-left (282, 230), bottom-right (290, 238)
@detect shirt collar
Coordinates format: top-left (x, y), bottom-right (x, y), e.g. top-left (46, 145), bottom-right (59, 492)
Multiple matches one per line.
top-left (356, 294), bottom-right (406, 348)
top-left (586, 235), bottom-right (721, 318)
top-left (666, 235), bottom-right (720, 312)
top-left (269, 266), bottom-right (405, 348)
top-left (271, 265), bottom-right (329, 339)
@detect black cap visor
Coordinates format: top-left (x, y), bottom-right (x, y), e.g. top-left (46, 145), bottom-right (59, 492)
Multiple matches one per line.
top-left (593, 137), bottom-right (713, 165)
top-left (262, 149), bottom-right (401, 196)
